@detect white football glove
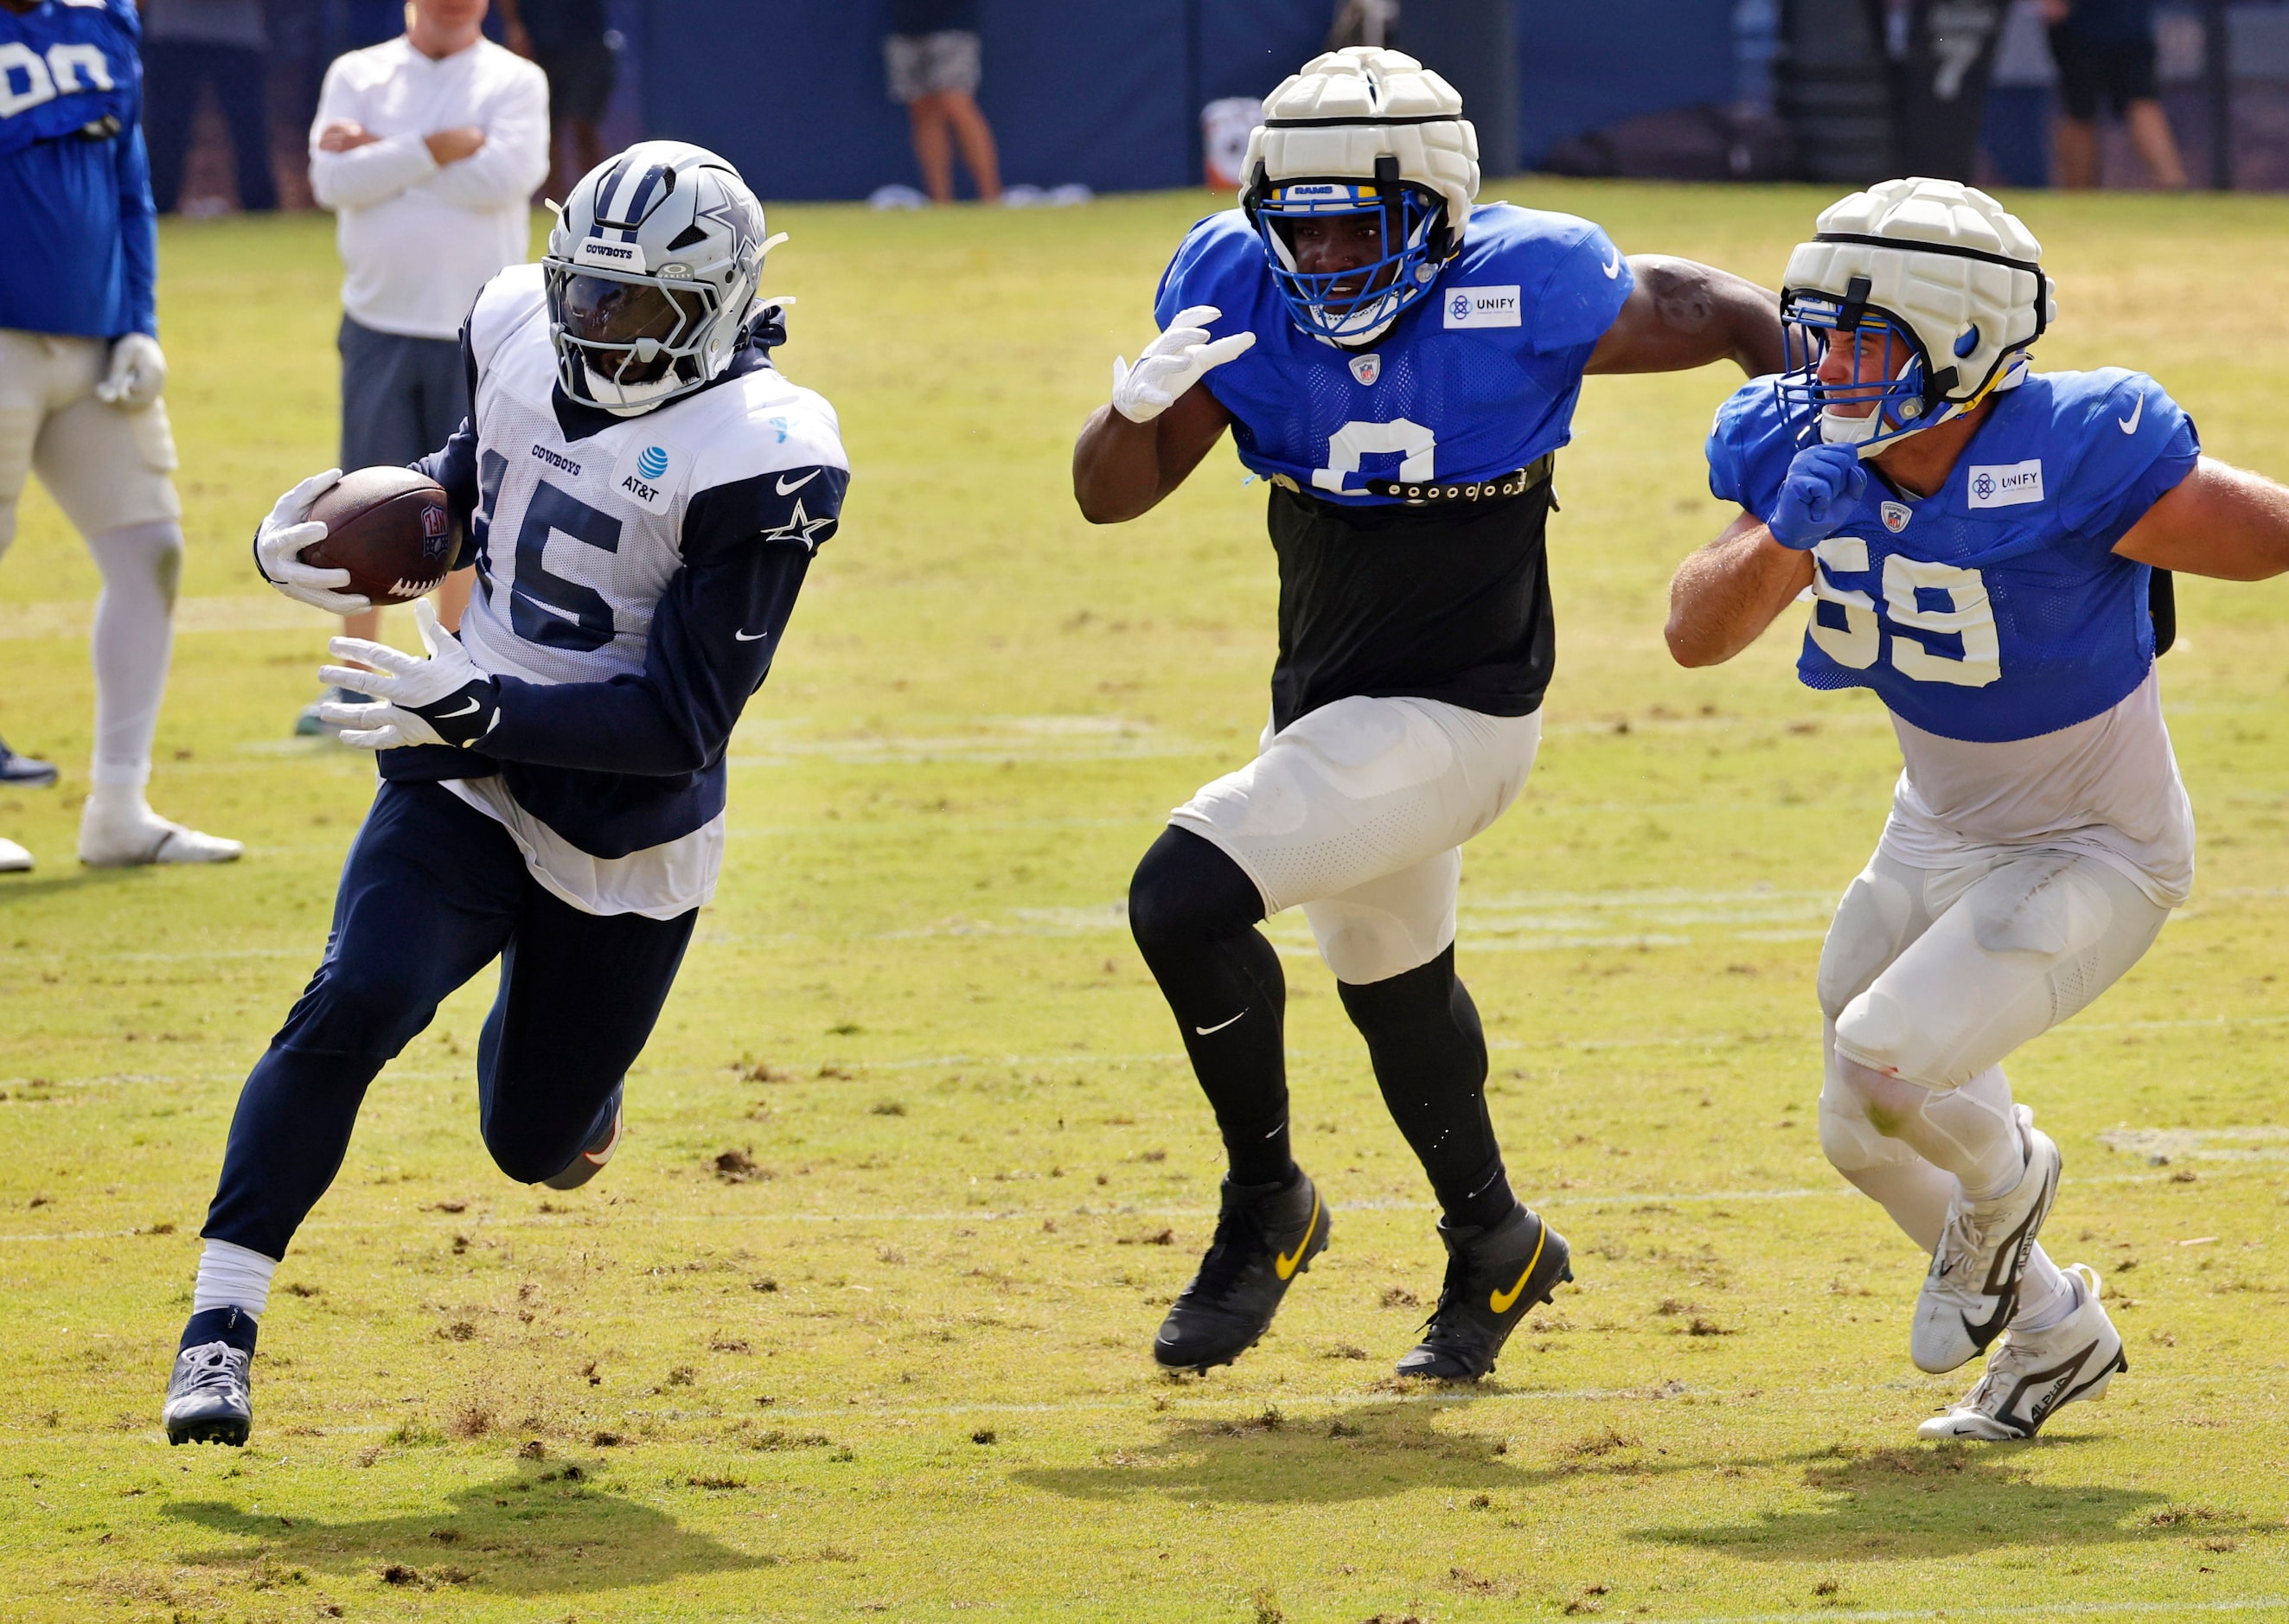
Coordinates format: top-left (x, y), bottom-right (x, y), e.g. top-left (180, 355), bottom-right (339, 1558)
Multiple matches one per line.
top-left (93, 332), bottom-right (167, 410)
top-left (254, 469), bottom-right (372, 614)
top-left (1110, 304), bottom-right (1256, 424)
top-left (317, 598), bottom-right (501, 751)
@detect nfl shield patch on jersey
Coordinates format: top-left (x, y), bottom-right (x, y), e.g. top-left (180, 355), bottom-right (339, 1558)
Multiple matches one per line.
top-left (1880, 500), bottom-right (1911, 533)
top-left (1348, 353), bottom-right (1381, 387)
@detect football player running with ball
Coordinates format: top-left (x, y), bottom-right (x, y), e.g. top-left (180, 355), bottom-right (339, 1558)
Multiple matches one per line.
top-left (1667, 178), bottom-right (2289, 1440)
top-left (163, 143), bottom-right (846, 1445)
top-left (1072, 48), bottom-right (1783, 1380)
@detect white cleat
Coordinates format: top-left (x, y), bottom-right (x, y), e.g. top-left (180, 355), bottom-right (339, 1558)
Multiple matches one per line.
top-left (1917, 1263), bottom-right (2125, 1441)
top-left (79, 802), bottom-right (243, 867)
top-left (0, 836), bottom-right (29, 873)
top-left (1911, 1104), bottom-right (2061, 1373)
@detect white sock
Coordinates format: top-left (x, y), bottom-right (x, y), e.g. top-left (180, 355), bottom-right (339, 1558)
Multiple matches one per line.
top-left (192, 1237), bottom-right (278, 1318)
top-left (2010, 1246), bottom-right (2073, 1332)
top-left (84, 519), bottom-right (182, 790)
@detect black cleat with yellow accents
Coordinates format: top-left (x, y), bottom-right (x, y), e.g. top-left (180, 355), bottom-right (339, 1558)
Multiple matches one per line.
top-left (1153, 1168), bottom-right (1328, 1372)
top-left (1396, 1205), bottom-right (1571, 1381)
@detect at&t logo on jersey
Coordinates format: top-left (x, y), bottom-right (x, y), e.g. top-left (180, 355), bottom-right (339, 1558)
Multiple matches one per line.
top-left (610, 438), bottom-right (678, 515)
top-left (1967, 459), bottom-right (2045, 509)
top-left (1442, 285), bottom-right (1521, 329)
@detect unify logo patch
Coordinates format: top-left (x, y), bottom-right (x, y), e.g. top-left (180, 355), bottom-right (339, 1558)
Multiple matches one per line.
top-left (1966, 459), bottom-right (2044, 509)
top-left (1442, 285), bottom-right (1521, 329)
top-left (610, 438), bottom-right (678, 515)
top-left (1880, 500), bottom-right (1911, 534)
top-left (1348, 352), bottom-right (1381, 387)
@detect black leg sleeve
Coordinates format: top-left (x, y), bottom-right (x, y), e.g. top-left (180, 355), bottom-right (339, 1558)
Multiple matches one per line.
top-left (1338, 945), bottom-right (1519, 1231)
top-left (476, 882), bottom-right (697, 1184)
top-left (1128, 826), bottom-right (1295, 1187)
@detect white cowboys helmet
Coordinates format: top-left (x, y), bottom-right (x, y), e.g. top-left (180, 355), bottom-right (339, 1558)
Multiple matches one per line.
top-left (544, 141), bottom-right (785, 414)
top-left (1777, 177), bottom-right (2056, 454)
top-left (1241, 47), bottom-right (1479, 347)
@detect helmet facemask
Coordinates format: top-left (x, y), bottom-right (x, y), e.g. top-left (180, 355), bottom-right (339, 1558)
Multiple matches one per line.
top-left (1777, 278), bottom-right (1948, 451)
top-left (1248, 156), bottom-right (1450, 348)
top-left (544, 258), bottom-right (728, 414)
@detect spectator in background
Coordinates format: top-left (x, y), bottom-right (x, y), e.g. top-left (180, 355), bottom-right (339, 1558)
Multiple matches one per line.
top-left (496, 0), bottom-right (617, 201)
top-left (141, 0), bottom-right (279, 214)
top-left (886, 0), bottom-right (1000, 204)
top-left (2045, 0), bottom-right (2188, 187)
top-left (297, 0), bottom-right (547, 735)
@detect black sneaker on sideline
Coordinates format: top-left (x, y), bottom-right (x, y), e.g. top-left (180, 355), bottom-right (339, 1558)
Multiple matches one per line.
top-left (0, 736), bottom-right (58, 788)
top-left (1396, 1205), bottom-right (1571, 1381)
top-left (541, 1086), bottom-right (623, 1191)
top-left (1153, 1168), bottom-right (1328, 1372)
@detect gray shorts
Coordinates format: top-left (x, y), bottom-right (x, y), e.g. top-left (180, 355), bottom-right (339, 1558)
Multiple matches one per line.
top-left (338, 315), bottom-right (469, 470)
top-left (885, 29), bottom-right (981, 102)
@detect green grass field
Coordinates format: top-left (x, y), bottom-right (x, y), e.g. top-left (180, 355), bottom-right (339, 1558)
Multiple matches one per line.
top-left (3, 180), bottom-right (2288, 1623)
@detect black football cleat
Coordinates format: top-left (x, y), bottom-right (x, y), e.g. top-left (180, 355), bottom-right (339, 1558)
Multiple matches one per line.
top-left (1395, 1205), bottom-right (1571, 1381)
top-left (0, 736), bottom-right (58, 788)
top-left (541, 1086), bottom-right (623, 1191)
top-left (163, 1325), bottom-right (254, 1446)
top-left (1153, 1168), bottom-right (1328, 1372)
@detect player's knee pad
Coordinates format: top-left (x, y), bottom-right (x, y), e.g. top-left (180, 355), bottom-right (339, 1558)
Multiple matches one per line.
top-left (1832, 984), bottom-right (1955, 1090)
top-left (1128, 825), bottom-right (1266, 954)
top-left (1818, 1065), bottom-right (1923, 1175)
top-left (1815, 862), bottom-right (1916, 1021)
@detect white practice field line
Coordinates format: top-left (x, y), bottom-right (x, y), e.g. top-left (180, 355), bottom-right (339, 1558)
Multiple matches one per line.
top-left (0, 1159), bottom-right (2265, 1248)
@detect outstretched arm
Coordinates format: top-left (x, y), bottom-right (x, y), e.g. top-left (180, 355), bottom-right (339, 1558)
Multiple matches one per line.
top-left (1586, 256), bottom-right (1785, 379)
top-left (1071, 385), bottom-right (1231, 524)
top-left (1666, 509), bottom-right (1816, 668)
top-left (2113, 457), bottom-right (2289, 580)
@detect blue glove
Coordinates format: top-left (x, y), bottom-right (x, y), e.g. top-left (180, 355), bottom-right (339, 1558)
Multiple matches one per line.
top-left (1767, 444), bottom-right (1869, 550)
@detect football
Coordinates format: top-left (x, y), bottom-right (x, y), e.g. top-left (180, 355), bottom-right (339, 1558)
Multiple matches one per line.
top-left (299, 467), bottom-right (455, 606)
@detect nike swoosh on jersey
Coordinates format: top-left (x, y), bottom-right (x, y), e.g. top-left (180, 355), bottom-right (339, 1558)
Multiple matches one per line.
top-left (776, 469), bottom-right (820, 495)
top-left (1193, 1011), bottom-right (1245, 1036)
top-left (432, 698), bottom-right (483, 719)
top-left (733, 629), bottom-right (770, 642)
top-left (1487, 1223), bottom-right (1549, 1314)
top-left (1601, 252), bottom-right (1621, 279)
top-left (1274, 1191), bottom-right (1320, 1280)
top-left (2118, 395), bottom-right (2144, 434)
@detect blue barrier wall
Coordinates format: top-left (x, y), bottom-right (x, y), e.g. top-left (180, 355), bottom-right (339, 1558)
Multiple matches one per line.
top-left (643, 0), bottom-right (1733, 200)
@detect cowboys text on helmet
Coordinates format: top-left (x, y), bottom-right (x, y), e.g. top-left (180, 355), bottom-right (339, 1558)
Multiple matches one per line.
top-left (544, 141), bottom-right (786, 415)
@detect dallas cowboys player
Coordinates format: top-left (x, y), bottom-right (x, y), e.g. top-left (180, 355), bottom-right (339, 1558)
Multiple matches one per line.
top-left (1071, 48), bottom-right (1784, 1379)
top-left (163, 142), bottom-right (847, 1446)
top-left (1669, 178), bottom-right (2289, 1440)
top-left (0, 0), bottom-right (238, 871)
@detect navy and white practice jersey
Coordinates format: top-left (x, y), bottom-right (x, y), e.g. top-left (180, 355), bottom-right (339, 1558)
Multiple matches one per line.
top-left (395, 264), bottom-right (848, 917)
top-left (1708, 368), bottom-right (2198, 744)
top-left (0, 0), bottom-right (156, 339)
top-left (1155, 203), bottom-right (1634, 506)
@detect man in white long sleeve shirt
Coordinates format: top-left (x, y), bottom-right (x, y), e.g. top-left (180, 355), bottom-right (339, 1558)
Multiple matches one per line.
top-left (297, 0), bottom-right (547, 734)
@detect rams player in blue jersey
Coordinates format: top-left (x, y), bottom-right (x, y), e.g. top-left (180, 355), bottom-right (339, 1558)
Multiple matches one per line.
top-left (0, 0), bottom-right (238, 872)
top-left (161, 144), bottom-right (847, 1445)
top-left (1071, 48), bottom-right (1784, 1379)
top-left (1668, 178), bottom-right (2289, 1440)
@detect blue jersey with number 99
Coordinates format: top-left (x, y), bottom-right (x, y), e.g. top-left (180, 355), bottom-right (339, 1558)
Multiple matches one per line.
top-left (1154, 204), bottom-right (1634, 504)
top-left (1706, 368), bottom-right (2198, 743)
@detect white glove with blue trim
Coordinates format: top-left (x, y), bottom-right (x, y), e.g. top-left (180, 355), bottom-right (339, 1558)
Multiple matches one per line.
top-left (317, 599), bottom-right (500, 751)
top-left (1110, 304), bottom-right (1256, 424)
